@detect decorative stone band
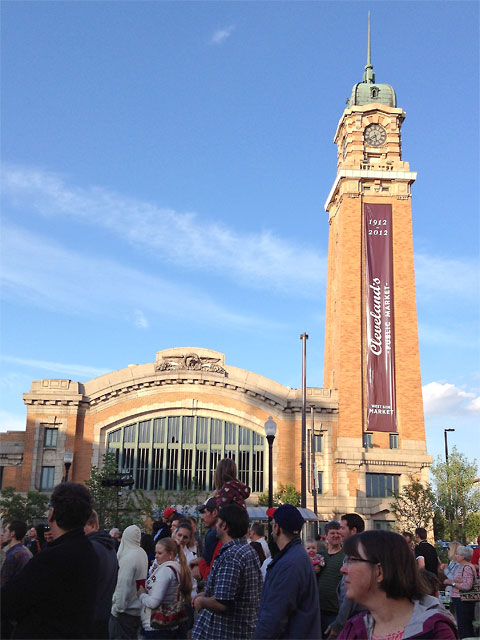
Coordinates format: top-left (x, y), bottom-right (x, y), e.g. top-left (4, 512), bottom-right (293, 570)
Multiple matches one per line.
top-left (25, 375), bottom-right (339, 414)
top-left (324, 168), bottom-right (417, 211)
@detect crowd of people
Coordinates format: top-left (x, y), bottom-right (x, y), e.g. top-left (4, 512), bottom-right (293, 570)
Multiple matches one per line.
top-left (0, 458), bottom-right (478, 639)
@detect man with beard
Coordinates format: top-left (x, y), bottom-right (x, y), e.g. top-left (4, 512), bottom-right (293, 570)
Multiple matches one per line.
top-left (192, 504), bottom-right (261, 640)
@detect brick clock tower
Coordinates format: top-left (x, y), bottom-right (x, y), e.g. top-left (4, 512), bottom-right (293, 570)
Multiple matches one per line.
top-left (322, 20), bottom-right (431, 521)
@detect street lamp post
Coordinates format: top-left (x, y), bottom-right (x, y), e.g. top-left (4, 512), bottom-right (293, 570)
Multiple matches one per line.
top-left (300, 333), bottom-right (308, 509)
top-left (101, 469), bottom-right (135, 527)
top-left (63, 449), bottom-right (74, 483)
top-left (444, 428), bottom-right (455, 465)
top-left (444, 428), bottom-right (455, 531)
top-left (264, 416), bottom-right (277, 542)
top-left (310, 406), bottom-right (327, 537)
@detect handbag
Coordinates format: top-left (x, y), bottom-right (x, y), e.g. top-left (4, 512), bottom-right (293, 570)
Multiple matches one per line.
top-left (150, 566), bottom-right (188, 629)
top-left (459, 564), bottom-right (480, 602)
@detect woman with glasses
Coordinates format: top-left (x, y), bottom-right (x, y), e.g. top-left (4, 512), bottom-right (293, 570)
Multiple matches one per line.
top-left (337, 530), bottom-right (457, 639)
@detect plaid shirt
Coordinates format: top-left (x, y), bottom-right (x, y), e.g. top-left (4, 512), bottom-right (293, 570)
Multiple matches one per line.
top-left (1, 543), bottom-right (32, 587)
top-left (192, 537), bottom-right (262, 640)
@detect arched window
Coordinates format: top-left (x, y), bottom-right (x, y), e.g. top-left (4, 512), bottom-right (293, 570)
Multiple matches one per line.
top-left (106, 416), bottom-right (265, 493)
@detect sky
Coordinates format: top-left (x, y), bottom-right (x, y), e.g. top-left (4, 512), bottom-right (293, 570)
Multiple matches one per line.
top-left (1, 0), bottom-right (479, 472)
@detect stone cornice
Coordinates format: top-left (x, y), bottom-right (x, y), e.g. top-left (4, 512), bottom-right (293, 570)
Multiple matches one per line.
top-left (24, 371), bottom-right (339, 416)
top-left (334, 456), bottom-right (431, 470)
top-left (325, 169), bottom-right (417, 211)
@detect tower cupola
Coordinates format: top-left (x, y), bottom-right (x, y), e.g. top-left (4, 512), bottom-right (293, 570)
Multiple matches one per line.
top-left (346, 14), bottom-right (396, 108)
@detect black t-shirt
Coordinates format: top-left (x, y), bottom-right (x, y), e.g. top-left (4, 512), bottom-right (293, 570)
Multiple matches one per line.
top-left (415, 540), bottom-right (439, 575)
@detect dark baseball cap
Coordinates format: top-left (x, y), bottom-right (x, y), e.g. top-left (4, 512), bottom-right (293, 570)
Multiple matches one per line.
top-left (267, 504), bottom-right (305, 535)
top-left (197, 497), bottom-right (218, 513)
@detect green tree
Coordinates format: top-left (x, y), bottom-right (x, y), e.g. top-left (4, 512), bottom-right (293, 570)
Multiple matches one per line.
top-left (0, 487), bottom-right (49, 523)
top-left (85, 451), bottom-right (120, 529)
top-left (257, 482), bottom-right (301, 507)
top-left (431, 447), bottom-right (480, 542)
top-left (433, 507), bottom-right (447, 541)
top-left (465, 511), bottom-right (480, 544)
top-left (390, 476), bottom-right (435, 533)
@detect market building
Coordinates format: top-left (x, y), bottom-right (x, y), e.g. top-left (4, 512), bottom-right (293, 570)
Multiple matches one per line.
top-left (0, 34), bottom-right (432, 529)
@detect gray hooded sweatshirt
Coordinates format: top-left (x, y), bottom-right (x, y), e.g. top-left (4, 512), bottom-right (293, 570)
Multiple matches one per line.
top-left (111, 525), bottom-right (149, 618)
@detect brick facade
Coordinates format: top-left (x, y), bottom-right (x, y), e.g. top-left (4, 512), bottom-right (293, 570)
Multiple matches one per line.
top-left (0, 95), bottom-right (431, 530)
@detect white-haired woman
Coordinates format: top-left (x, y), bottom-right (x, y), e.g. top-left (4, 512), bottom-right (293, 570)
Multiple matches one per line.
top-left (443, 544), bottom-right (477, 638)
top-left (440, 541), bottom-right (461, 600)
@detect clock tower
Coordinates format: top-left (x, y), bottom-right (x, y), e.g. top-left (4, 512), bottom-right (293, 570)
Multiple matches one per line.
top-left (322, 17), bottom-right (430, 513)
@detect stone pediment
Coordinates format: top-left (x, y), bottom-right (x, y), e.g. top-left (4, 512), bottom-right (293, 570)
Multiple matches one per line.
top-left (155, 348), bottom-right (227, 376)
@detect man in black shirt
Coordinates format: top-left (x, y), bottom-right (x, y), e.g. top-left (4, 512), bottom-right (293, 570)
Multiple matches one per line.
top-left (414, 527), bottom-right (439, 575)
top-left (1, 482), bottom-right (98, 639)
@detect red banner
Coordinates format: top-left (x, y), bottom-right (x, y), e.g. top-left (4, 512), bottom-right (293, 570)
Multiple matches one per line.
top-left (364, 203), bottom-right (397, 432)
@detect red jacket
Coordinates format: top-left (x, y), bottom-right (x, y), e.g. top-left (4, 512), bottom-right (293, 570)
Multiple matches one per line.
top-left (198, 539), bottom-right (222, 580)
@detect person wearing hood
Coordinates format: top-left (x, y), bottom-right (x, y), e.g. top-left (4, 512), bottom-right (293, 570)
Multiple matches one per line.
top-left (109, 524), bottom-right (148, 640)
top-left (84, 510), bottom-right (118, 639)
top-left (338, 530), bottom-right (457, 640)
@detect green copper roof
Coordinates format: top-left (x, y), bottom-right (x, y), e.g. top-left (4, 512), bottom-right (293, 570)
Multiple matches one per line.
top-left (346, 14), bottom-right (396, 108)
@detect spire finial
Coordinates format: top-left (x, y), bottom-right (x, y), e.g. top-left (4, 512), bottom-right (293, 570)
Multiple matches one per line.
top-left (363, 13), bottom-right (375, 83)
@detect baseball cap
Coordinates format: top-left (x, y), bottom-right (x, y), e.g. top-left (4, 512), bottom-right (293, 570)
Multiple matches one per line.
top-left (197, 497), bottom-right (218, 513)
top-left (267, 504), bottom-right (305, 535)
top-left (163, 507), bottom-right (177, 519)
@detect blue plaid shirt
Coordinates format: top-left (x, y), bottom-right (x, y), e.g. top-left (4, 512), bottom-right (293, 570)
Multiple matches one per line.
top-left (192, 537), bottom-right (262, 640)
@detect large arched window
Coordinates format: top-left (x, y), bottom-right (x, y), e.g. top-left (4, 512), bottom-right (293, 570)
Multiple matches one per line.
top-left (106, 416), bottom-right (265, 493)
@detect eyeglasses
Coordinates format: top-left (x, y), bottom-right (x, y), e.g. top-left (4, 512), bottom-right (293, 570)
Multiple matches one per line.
top-left (345, 556), bottom-right (379, 565)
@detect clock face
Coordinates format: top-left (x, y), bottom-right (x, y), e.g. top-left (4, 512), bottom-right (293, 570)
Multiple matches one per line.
top-left (364, 124), bottom-right (387, 147)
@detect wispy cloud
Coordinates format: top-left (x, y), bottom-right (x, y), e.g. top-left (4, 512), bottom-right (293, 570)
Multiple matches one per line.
top-left (2, 165), bottom-right (478, 307)
top-left (1, 355), bottom-right (110, 379)
top-left (1, 164), bottom-right (326, 299)
top-left (415, 253), bottom-right (479, 302)
top-left (210, 25), bottom-right (235, 45)
top-left (422, 381), bottom-right (480, 416)
top-left (134, 310), bottom-right (149, 329)
top-left (0, 225), bottom-right (279, 330)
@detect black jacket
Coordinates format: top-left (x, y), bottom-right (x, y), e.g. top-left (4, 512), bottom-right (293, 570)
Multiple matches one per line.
top-left (87, 530), bottom-right (118, 630)
top-left (1, 528), bottom-right (98, 639)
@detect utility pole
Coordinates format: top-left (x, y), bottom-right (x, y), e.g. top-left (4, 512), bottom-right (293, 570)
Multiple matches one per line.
top-left (310, 406), bottom-right (318, 528)
top-left (300, 333), bottom-right (308, 509)
top-left (444, 428), bottom-right (455, 535)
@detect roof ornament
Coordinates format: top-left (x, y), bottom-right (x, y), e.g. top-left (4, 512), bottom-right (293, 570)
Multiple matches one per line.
top-left (345, 13), bottom-right (396, 108)
top-left (363, 12), bottom-right (375, 84)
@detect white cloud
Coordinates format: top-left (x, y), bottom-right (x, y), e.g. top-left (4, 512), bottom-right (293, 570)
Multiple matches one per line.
top-left (2, 165), bottom-right (478, 307)
top-left (0, 409), bottom-right (26, 433)
top-left (210, 25), bottom-right (235, 45)
top-left (1, 355), bottom-right (110, 379)
top-left (0, 225), bottom-right (278, 330)
top-left (422, 381), bottom-right (480, 417)
top-left (466, 396), bottom-right (480, 412)
top-left (134, 310), bottom-right (149, 329)
top-left (1, 164), bottom-right (326, 299)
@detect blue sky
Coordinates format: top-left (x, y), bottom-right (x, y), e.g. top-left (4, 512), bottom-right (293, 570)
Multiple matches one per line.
top-left (1, 1), bottom-right (479, 470)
